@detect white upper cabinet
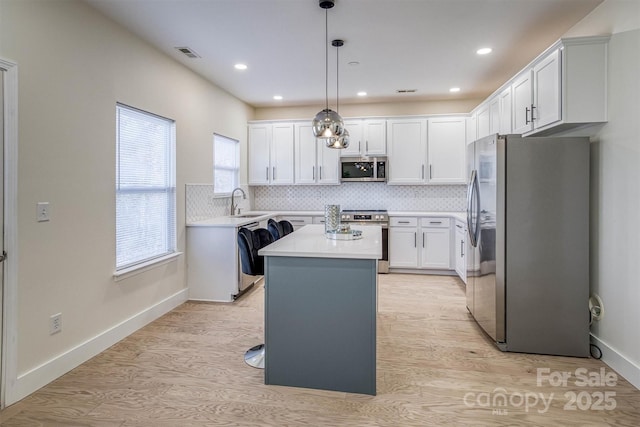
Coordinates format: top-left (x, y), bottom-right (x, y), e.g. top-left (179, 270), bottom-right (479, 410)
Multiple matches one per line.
top-left (533, 48), bottom-right (561, 129)
top-left (476, 104), bottom-right (490, 139)
top-left (512, 70), bottom-right (533, 134)
top-left (427, 117), bottom-right (466, 184)
top-left (248, 123), bottom-right (294, 185)
top-left (499, 87), bottom-right (512, 134)
top-left (466, 114), bottom-right (477, 144)
top-left (294, 123), bottom-right (340, 185)
top-left (387, 118), bottom-right (427, 184)
top-left (341, 119), bottom-right (386, 157)
top-left (511, 36), bottom-right (609, 136)
top-left (489, 97), bottom-right (500, 135)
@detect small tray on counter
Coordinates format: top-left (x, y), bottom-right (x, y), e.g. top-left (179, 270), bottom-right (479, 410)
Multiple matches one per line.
top-left (325, 229), bottom-right (363, 240)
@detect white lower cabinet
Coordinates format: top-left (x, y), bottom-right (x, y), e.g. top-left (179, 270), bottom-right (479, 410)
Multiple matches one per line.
top-left (277, 215), bottom-right (313, 230)
top-left (454, 219), bottom-right (467, 283)
top-left (389, 217), bottom-right (452, 271)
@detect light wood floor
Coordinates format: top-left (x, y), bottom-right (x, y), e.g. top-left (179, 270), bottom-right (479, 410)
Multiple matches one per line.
top-left (1, 274), bottom-right (639, 426)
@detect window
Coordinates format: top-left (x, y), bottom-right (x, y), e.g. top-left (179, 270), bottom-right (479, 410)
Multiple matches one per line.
top-left (116, 104), bottom-right (176, 271)
top-left (213, 133), bottom-right (239, 194)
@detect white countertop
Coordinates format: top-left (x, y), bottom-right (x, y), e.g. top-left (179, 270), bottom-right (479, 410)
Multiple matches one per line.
top-left (187, 210), bottom-right (466, 227)
top-left (259, 224), bottom-right (382, 260)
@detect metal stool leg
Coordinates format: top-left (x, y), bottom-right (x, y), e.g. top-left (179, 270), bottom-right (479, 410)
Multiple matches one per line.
top-left (244, 343), bottom-right (265, 369)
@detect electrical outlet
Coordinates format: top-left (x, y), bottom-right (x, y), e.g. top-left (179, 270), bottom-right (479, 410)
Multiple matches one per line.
top-left (50, 313), bottom-right (62, 335)
top-left (37, 202), bottom-right (50, 222)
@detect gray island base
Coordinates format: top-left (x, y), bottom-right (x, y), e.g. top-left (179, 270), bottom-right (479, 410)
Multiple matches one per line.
top-left (260, 225), bottom-right (382, 396)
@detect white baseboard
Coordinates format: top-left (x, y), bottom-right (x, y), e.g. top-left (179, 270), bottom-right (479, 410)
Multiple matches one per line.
top-left (8, 288), bottom-right (188, 405)
top-left (591, 333), bottom-right (640, 390)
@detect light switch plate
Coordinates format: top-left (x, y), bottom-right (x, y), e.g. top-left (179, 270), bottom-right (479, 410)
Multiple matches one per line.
top-left (37, 202), bottom-right (50, 222)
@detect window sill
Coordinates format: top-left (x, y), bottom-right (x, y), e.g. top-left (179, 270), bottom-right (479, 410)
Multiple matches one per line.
top-left (114, 252), bottom-right (183, 282)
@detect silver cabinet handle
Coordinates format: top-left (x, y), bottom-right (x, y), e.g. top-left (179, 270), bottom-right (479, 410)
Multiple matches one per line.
top-left (429, 221), bottom-right (442, 224)
top-left (429, 164), bottom-right (433, 179)
top-left (414, 232), bottom-right (417, 248)
top-left (290, 220), bottom-right (305, 223)
top-left (312, 166), bottom-right (315, 180)
top-left (266, 166), bottom-right (269, 181)
top-left (421, 165), bottom-right (425, 180)
top-left (319, 166), bottom-right (322, 180)
top-left (525, 107), bottom-right (530, 125)
top-left (398, 221), bottom-right (410, 224)
top-left (358, 140), bottom-right (361, 153)
top-left (456, 224), bottom-right (463, 229)
top-left (422, 232), bottom-right (425, 248)
top-left (461, 240), bottom-right (465, 257)
top-left (530, 104), bottom-right (536, 122)
top-left (273, 166), bottom-right (276, 180)
top-left (366, 140), bottom-right (369, 153)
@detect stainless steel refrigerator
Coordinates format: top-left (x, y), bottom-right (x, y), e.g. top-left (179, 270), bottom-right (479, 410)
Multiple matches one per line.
top-left (466, 134), bottom-right (590, 357)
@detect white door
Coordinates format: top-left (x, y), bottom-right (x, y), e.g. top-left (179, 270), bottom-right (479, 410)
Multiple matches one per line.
top-left (270, 123), bottom-right (294, 185)
top-left (533, 48), bottom-right (562, 129)
top-left (247, 124), bottom-right (271, 185)
top-left (294, 124), bottom-right (317, 184)
top-left (317, 144), bottom-right (340, 184)
top-left (512, 70), bottom-right (533, 134)
top-left (389, 227), bottom-right (418, 268)
top-left (420, 228), bottom-right (451, 269)
top-left (427, 117), bottom-right (466, 184)
top-left (340, 120), bottom-right (363, 157)
top-left (363, 119), bottom-right (386, 156)
top-left (387, 118), bottom-right (427, 184)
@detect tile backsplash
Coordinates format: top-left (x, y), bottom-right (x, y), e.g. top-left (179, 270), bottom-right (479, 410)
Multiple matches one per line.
top-left (186, 184), bottom-right (251, 223)
top-left (253, 183), bottom-right (466, 212)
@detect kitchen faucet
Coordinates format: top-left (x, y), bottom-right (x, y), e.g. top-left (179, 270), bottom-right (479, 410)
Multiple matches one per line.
top-left (230, 187), bottom-right (246, 216)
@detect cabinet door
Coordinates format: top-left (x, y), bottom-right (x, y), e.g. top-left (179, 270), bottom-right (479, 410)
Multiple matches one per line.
top-left (363, 119), bottom-right (386, 156)
top-left (389, 227), bottom-right (418, 268)
top-left (420, 227), bottom-right (451, 269)
top-left (499, 87), bottom-right (512, 134)
top-left (294, 124), bottom-right (318, 184)
top-left (489, 97), bottom-right (500, 135)
top-left (512, 70), bottom-right (533, 134)
top-left (248, 124), bottom-right (271, 185)
top-left (466, 114), bottom-right (477, 144)
top-left (340, 120), bottom-right (363, 157)
top-left (427, 117), bottom-right (466, 184)
top-left (476, 104), bottom-right (490, 139)
top-left (317, 143), bottom-right (340, 184)
top-left (387, 118), bottom-right (427, 184)
top-left (454, 224), bottom-right (466, 282)
top-left (271, 123), bottom-right (295, 185)
top-left (533, 48), bottom-right (561, 129)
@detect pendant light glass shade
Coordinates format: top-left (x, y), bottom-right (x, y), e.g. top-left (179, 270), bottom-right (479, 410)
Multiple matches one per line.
top-left (313, 109), bottom-right (344, 139)
top-left (312, 2), bottom-right (344, 140)
top-left (326, 128), bottom-right (349, 149)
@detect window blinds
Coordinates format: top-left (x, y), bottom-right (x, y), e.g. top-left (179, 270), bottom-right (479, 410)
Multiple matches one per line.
top-left (213, 133), bottom-right (239, 194)
top-left (116, 104), bottom-right (176, 270)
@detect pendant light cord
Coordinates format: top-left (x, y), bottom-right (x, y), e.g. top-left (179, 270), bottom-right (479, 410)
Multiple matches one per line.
top-left (336, 41), bottom-right (339, 113)
top-left (325, 9), bottom-right (329, 111)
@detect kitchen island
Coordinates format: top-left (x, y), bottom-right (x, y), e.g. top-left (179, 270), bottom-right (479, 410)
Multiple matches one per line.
top-left (259, 224), bottom-right (382, 395)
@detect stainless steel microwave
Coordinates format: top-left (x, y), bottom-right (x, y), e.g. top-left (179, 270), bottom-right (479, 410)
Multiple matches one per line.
top-left (340, 157), bottom-right (387, 182)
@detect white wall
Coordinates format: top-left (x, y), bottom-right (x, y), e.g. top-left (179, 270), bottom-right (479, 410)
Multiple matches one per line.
top-left (564, 0), bottom-right (640, 389)
top-left (0, 0), bottom-right (253, 403)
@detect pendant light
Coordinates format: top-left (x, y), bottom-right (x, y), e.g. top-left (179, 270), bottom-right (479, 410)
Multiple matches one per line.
top-left (312, 0), bottom-right (344, 140)
top-left (326, 39), bottom-right (350, 149)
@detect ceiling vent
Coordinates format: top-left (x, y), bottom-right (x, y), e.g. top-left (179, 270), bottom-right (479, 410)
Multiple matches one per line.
top-left (175, 47), bottom-right (200, 58)
top-left (396, 89), bottom-right (417, 93)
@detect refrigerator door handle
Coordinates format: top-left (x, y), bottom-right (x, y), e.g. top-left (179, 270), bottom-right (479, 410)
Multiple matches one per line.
top-left (472, 170), bottom-right (481, 246)
top-left (467, 170), bottom-right (479, 247)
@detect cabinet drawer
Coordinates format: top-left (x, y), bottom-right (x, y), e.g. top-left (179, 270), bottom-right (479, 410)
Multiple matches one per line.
top-left (420, 217), bottom-right (450, 228)
top-left (280, 216), bottom-right (313, 229)
top-left (390, 217), bottom-right (418, 227)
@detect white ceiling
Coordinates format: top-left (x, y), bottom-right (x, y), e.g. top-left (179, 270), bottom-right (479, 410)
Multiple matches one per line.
top-left (84, 0), bottom-right (603, 108)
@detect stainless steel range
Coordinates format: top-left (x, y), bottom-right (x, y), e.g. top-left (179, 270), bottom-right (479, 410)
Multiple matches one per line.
top-left (340, 209), bottom-right (389, 273)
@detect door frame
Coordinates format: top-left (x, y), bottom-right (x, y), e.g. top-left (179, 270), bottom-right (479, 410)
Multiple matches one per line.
top-left (0, 57), bottom-right (18, 408)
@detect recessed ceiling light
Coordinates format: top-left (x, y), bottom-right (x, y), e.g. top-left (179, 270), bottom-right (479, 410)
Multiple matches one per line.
top-left (449, 87), bottom-right (461, 93)
top-left (234, 63), bottom-right (248, 70)
top-left (273, 95), bottom-right (283, 100)
top-left (357, 91), bottom-right (367, 97)
top-left (476, 47), bottom-right (492, 55)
